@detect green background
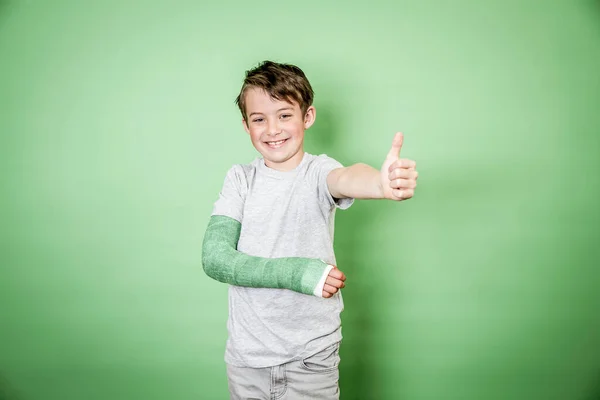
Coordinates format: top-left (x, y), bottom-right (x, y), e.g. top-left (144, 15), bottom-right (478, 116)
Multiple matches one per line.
top-left (1, 1), bottom-right (599, 399)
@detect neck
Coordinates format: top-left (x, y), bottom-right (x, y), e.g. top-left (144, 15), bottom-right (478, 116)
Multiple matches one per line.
top-left (264, 150), bottom-right (305, 172)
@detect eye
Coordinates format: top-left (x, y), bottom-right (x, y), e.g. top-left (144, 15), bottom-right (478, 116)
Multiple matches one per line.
top-left (252, 118), bottom-right (264, 123)
top-left (280, 114), bottom-right (292, 119)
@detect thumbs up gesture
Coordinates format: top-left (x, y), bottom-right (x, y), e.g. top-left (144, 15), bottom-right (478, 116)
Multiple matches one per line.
top-left (380, 132), bottom-right (418, 201)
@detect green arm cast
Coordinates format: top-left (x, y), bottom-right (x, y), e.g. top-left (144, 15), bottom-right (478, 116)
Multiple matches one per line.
top-left (202, 215), bottom-right (328, 296)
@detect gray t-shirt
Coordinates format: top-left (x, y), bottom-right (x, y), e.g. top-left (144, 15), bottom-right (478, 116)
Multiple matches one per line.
top-left (211, 152), bottom-right (353, 368)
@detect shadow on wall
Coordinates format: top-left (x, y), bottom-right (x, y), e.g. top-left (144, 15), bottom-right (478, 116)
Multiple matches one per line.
top-left (587, 376), bottom-right (600, 400)
top-left (0, 0), bottom-right (15, 25)
top-left (308, 98), bottom-right (391, 400)
top-left (0, 373), bottom-right (23, 400)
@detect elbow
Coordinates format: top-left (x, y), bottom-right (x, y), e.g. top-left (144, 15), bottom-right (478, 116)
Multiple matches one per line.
top-left (202, 240), bottom-right (218, 278)
top-left (202, 239), bottom-right (231, 282)
top-left (201, 251), bottom-right (210, 276)
top-left (201, 215), bottom-right (241, 282)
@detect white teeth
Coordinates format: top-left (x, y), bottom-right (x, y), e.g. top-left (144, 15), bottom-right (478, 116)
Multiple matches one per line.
top-left (267, 139), bottom-right (286, 145)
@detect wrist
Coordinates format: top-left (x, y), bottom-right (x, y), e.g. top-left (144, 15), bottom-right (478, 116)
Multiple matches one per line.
top-left (376, 176), bottom-right (385, 199)
top-left (313, 263), bottom-right (335, 297)
top-left (300, 259), bottom-right (330, 296)
top-left (350, 163), bottom-right (385, 199)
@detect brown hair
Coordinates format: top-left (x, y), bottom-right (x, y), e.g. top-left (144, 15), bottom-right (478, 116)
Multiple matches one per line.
top-left (235, 60), bottom-right (314, 121)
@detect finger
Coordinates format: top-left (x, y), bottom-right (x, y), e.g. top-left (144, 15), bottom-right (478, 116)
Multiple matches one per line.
top-left (322, 290), bottom-right (332, 298)
top-left (326, 276), bottom-right (344, 288)
top-left (388, 158), bottom-right (416, 172)
top-left (388, 168), bottom-right (418, 181)
top-left (390, 178), bottom-right (417, 190)
top-left (323, 283), bottom-right (339, 294)
top-left (328, 268), bottom-right (346, 281)
top-left (386, 132), bottom-right (404, 160)
top-left (392, 188), bottom-right (414, 200)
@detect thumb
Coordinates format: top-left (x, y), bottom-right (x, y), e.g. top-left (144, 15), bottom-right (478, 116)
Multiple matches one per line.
top-left (386, 132), bottom-right (403, 160)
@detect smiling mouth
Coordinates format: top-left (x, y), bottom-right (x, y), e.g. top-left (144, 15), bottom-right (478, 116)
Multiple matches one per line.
top-left (265, 138), bottom-right (288, 148)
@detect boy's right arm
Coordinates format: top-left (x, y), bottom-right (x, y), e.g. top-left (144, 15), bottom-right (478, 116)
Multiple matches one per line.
top-left (202, 215), bottom-right (345, 297)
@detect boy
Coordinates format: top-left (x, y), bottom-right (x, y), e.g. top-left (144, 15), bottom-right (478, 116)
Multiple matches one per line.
top-left (202, 61), bottom-right (418, 399)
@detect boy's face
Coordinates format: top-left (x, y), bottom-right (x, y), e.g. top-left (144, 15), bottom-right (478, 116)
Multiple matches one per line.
top-left (242, 87), bottom-right (315, 172)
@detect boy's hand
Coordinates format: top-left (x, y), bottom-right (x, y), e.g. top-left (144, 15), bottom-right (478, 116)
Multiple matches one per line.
top-left (380, 132), bottom-right (418, 201)
top-left (322, 266), bottom-right (346, 298)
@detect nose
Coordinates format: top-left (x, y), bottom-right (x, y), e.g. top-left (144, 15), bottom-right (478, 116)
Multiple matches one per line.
top-left (267, 119), bottom-right (282, 136)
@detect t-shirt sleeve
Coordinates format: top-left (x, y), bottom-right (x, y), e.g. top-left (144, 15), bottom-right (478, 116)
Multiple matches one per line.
top-left (211, 165), bottom-right (247, 223)
top-left (314, 154), bottom-right (354, 210)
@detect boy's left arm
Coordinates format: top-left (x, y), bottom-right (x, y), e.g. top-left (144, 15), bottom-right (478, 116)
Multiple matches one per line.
top-left (327, 132), bottom-right (418, 200)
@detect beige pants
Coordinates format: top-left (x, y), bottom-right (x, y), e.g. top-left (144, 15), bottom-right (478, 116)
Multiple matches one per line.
top-left (226, 342), bottom-right (341, 400)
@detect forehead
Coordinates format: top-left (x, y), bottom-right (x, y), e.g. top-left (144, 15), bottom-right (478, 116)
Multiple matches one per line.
top-left (244, 87), bottom-right (299, 113)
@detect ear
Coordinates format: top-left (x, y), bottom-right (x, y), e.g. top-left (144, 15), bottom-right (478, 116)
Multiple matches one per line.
top-left (242, 118), bottom-right (250, 134)
top-left (304, 106), bottom-right (316, 129)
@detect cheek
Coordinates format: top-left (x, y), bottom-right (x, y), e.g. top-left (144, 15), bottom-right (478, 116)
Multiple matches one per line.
top-left (246, 126), bottom-right (259, 137)
top-left (249, 130), bottom-right (264, 143)
top-left (288, 122), bottom-right (305, 136)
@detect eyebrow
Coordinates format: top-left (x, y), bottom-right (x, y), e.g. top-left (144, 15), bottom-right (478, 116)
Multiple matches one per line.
top-left (249, 107), bottom-right (294, 117)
